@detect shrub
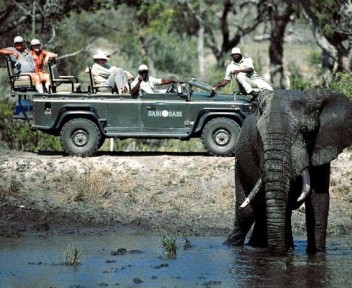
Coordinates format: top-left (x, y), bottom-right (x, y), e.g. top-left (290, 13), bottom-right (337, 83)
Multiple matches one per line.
top-left (330, 72), bottom-right (352, 101)
top-left (0, 100), bottom-right (61, 152)
top-left (64, 243), bottom-right (81, 266)
top-left (290, 75), bottom-right (311, 91)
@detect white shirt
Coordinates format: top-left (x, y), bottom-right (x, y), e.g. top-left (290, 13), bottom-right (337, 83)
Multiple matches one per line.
top-left (224, 56), bottom-right (260, 81)
top-left (90, 63), bottom-right (117, 85)
top-left (131, 76), bottom-right (162, 94)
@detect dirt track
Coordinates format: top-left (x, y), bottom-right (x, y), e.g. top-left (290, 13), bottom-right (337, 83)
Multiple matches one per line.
top-left (0, 149), bottom-right (351, 238)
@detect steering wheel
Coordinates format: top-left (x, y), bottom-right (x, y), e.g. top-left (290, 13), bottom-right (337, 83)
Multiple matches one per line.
top-left (165, 82), bottom-right (177, 93)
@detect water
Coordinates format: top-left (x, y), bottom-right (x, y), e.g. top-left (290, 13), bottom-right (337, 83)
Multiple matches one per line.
top-left (0, 229), bottom-right (352, 288)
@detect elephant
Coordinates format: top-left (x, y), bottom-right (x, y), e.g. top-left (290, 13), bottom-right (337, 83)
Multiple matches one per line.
top-left (225, 88), bottom-right (352, 255)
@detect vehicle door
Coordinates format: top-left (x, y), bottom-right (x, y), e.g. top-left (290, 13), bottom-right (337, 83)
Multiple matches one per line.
top-left (141, 93), bottom-right (191, 134)
top-left (102, 95), bottom-right (142, 132)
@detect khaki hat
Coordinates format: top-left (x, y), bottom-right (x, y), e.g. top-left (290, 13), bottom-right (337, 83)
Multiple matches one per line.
top-left (231, 47), bottom-right (242, 55)
top-left (14, 36), bottom-right (24, 43)
top-left (93, 52), bottom-right (109, 60)
top-left (30, 39), bottom-right (41, 46)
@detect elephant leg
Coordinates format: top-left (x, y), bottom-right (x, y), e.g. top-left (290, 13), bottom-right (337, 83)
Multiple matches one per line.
top-left (305, 164), bottom-right (330, 254)
top-left (248, 205), bottom-right (267, 248)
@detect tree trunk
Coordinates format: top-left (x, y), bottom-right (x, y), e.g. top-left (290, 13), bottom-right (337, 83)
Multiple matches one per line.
top-left (269, 5), bottom-right (294, 89)
top-left (196, 1), bottom-right (205, 80)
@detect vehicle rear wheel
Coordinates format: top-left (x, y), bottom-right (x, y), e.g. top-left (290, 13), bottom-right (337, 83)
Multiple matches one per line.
top-left (60, 118), bottom-right (101, 157)
top-left (201, 117), bottom-right (240, 156)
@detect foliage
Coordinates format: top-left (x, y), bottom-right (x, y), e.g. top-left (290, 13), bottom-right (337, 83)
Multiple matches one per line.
top-left (290, 76), bottom-right (311, 91)
top-left (330, 72), bottom-right (352, 100)
top-left (0, 0), bottom-right (111, 39)
top-left (0, 100), bottom-right (61, 152)
top-left (295, 0), bottom-right (352, 72)
top-left (160, 230), bottom-right (178, 258)
top-left (64, 243), bottom-right (81, 266)
top-left (0, 174), bottom-right (22, 200)
top-left (60, 168), bottom-right (112, 203)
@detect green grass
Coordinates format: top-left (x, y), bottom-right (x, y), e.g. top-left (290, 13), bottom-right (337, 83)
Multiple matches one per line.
top-left (161, 230), bottom-right (178, 258)
top-left (64, 243), bottom-right (81, 266)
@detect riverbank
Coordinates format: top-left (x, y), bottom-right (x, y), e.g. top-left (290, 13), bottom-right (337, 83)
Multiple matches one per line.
top-left (0, 149), bottom-right (351, 238)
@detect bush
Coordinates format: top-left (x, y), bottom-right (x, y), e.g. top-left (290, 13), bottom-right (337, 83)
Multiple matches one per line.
top-left (290, 75), bottom-right (311, 91)
top-left (330, 72), bottom-right (352, 101)
top-left (0, 100), bottom-right (61, 152)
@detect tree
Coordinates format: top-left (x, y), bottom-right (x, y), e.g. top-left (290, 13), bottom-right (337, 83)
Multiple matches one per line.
top-left (205, 0), bottom-right (267, 64)
top-left (0, 0), bottom-right (108, 44)
top-left (296, 0), bottom-right (352, 85)
top-left (267, 1), bottom-right (295, 88)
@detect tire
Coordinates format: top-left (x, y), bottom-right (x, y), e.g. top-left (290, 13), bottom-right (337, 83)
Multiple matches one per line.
top-left (201, 117), bottom-right (241, 156)
top-left (60, 118), bottom-right (101, 157)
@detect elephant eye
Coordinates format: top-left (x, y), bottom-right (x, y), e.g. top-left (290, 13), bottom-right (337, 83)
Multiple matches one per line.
top-left (300, 125), bottom-right (308, 134)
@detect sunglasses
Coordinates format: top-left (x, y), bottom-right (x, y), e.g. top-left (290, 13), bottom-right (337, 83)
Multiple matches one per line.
top-left (139, 70), bottom-right (149, 73)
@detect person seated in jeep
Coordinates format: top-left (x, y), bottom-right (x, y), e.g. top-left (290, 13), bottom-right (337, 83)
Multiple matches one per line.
top-left (130, 64), bottom-right (177, 96)
top-left (87, 52), bottom-right (133, 94)
top-left (212, 47), bottom-right (272, 98)
top-left (29, 38), bottom-right (58, 92)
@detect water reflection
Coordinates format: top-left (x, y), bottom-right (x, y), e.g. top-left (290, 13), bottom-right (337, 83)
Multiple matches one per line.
top-left (230, 253), bottom-right (331, 288)
top-left (0, 232), bottom-right (351, 288)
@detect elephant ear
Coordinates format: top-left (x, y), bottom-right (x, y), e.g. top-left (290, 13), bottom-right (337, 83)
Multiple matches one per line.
top-left (308, 88), bottom-right (352, 166)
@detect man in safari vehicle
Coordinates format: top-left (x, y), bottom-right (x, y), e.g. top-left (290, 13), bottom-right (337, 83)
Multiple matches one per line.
top-left (213, 47), bottom-right (273, 99)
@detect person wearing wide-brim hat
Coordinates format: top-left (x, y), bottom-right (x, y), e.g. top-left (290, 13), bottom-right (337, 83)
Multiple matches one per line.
top-left (213, 47), bottom-right (273, 98)
top-left (89, 51), bottom-right (133, 94)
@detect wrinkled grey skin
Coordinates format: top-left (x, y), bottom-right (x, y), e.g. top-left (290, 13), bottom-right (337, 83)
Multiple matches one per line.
top-left (226, 89), bottom-right (352, 255)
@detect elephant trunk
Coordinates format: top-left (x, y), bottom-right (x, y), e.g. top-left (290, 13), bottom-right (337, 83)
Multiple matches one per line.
top-left (263, 147), bottom-right (292, 254)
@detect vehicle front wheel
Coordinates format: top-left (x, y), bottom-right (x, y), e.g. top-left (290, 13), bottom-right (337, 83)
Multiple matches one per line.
top-left (201, 117), bottom-right (240, 156)
top-left (60, 118), bottom-right (101, 157)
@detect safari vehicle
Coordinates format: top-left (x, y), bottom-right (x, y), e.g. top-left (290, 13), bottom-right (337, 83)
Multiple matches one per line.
top-left (11, 59), bottom-right (255, 156)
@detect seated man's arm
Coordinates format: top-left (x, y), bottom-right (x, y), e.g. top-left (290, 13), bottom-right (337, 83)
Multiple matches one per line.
top-left (161, 78), bottom-right (176, 85)
top-left (0, 48), bottom-right (18, 58)
top-left (130, 77), bottom-right (141, 95)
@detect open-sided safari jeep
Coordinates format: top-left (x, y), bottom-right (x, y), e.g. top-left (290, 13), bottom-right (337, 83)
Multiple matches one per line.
top-left (10, 61), bottom-right (255, 156)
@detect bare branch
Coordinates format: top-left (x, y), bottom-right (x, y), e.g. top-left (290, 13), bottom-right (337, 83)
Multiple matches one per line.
top-left (14, 0), bottom-right (31, 15)
top-left (57, 46), bottom-right (91, 60)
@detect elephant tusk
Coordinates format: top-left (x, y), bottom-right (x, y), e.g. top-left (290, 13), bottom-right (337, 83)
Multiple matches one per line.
top-left (297, 168), bottom-right (311, 202)
top-left (240, 178), bottom-right (263, 208)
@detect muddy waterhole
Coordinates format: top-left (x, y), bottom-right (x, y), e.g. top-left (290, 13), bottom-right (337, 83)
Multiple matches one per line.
top-left (1, 227), bottom-right (352, 288)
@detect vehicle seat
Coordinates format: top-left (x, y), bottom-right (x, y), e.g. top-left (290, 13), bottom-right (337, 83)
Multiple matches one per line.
top-left (87, 65), bottom-right (114, 94)
top-left (5, 55), bottom-right (37, 96)
top-left (48, 58), bottom-right (81, 93)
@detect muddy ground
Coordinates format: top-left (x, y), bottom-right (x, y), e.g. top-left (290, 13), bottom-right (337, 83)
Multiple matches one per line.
top-left (0, 149), bottom-right (351, 238)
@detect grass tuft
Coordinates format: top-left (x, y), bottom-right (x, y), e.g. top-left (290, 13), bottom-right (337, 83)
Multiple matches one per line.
top-left (161, 230), bottom-right (178, 258)
top-left (64, 243), bottom-right (81, 266)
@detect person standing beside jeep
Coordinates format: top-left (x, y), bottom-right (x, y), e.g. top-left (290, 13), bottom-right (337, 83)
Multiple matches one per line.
top-left (29, 38), bottom-right (58, 92)
top-left (212, 47), bottom-right (272, 98)
top-left (0, 36), bottom-right (44, 93)
top-left (130, 64), bottom-right (177, 96)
